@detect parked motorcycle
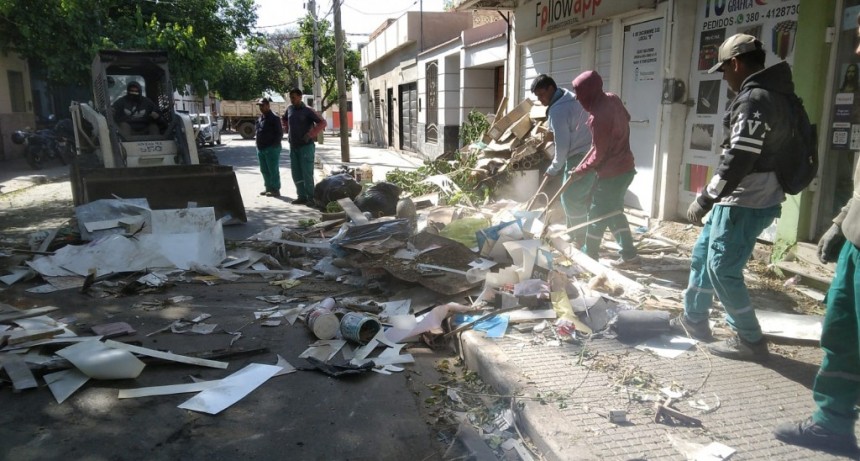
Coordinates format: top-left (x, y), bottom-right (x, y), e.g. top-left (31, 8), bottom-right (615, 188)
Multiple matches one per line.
top-left (10, 127), bottom-right (66, 170)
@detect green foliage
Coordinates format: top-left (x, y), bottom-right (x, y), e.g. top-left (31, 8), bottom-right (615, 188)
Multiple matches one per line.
top-left (215, 53), bottom-right (266, 100)
top-left (0, 0), bottom-right (257, 91)
top-left (325, 201), bottom-right (343, 213)
top-left (386, 148), bottom-right (485, 206)
top-left (296, 14), bottom-right (362, 111)
top-left (460, 109), bottom-right (490, 145)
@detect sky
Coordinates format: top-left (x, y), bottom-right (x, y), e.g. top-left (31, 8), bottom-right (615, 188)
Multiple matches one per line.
top-left (253, 0), bottom-right (450, 43)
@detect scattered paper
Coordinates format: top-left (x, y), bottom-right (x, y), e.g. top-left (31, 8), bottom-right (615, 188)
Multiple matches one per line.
top-left (299, 340), bottom-right (347, 362)
top-left (104, 339), bottom-right (227, 369)
top-left (119, 381), bottom-right (220, 399)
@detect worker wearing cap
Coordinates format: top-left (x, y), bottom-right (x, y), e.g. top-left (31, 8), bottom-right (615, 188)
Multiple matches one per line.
top-left (112, 81), bottom-right (160, 138)
top-left (255, 97), bottom-right (284, 197)
top-left (669, 34), bottom-right (796, 361)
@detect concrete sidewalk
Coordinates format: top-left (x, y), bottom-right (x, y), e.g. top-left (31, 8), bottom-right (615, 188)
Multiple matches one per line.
top-left (460, 314), bottom-right (853, 460)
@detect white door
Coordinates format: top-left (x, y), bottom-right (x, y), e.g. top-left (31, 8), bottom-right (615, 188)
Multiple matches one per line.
top-left (621, 19), bottom-right (664, 216)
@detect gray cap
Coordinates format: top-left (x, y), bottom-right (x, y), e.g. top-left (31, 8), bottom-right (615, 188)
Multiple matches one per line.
top-left (708, 33), bottom-right (762, 73)
top-left (256, 97), bottom-right (271, 105)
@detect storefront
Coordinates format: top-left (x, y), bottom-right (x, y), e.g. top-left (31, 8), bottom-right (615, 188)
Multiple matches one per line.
top-left (815, 2), bottom-right (860, 239)
top-left (513, 0), bottom-right (672, 216)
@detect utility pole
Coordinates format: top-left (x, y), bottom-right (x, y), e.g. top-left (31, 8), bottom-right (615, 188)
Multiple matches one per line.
top-left (334, 0), bottom-right (349, 161)
top-left (309, 0), bottom-right (323, 144)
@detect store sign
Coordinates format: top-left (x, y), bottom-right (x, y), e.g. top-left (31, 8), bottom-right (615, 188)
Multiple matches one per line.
top-left (515, 0), bottom-right (656, 42)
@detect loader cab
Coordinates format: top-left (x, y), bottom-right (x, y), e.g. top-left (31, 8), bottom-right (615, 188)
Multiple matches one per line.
top-left (90, 50), bottom-right (197, 167)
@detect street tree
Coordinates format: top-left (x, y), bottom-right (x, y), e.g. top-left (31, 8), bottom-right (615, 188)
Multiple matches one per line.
top-left (296, 14), bottom-right (362, 113)
top-left (0, 0), bottom-right (257, 93)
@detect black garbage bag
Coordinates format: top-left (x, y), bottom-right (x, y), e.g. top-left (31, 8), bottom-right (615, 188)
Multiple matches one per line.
top-left (355, 182), bottom-right (402, 218)
top-left (313, 173), bottom-right (362, 208)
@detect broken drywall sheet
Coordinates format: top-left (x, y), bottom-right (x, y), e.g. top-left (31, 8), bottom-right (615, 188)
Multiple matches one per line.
top-left (299, 340), bottom-right (347, 362)
top-left (119, 381), bottom-right (221, 399)
top-left (635, 334), bottom-right (697, 359)
top-left (56, 340), bottom-right (145, 379)
top-left (28, 208), bottom-right (226, 278)
top-left (104, 340), bottom-right (228, 369)
top-left (384, 303), bottom-right (473, 343)
top-left (758, 310), bottom-right (823, 342)
top-left (44, 368), bottom-right (90, 404)
top-left (177, 363), bottom-right (282, 415)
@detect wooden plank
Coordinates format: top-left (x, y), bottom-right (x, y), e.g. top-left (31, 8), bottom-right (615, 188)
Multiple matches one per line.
top-left (7, 327), bottom-right (65, 345)
top-left (337, 198), bottom-right (369, 225)
top-left (0, 306), bottom-right (60, 324)
top-left (104, 340), bottom-right (228, 369)
top-left (2, 355), bottom-right (38, 391)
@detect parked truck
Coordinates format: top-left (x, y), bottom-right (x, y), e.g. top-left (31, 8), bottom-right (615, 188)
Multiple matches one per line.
top-left (68, 49), bottom-right (247, 222)
top-left (221, 99), bottom-right (288, 140)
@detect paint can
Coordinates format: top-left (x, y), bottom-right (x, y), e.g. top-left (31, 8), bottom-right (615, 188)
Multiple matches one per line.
top-left (340, 312), bottom-right (381, 345)
top-left (307, 305), bottom-right (340, 340)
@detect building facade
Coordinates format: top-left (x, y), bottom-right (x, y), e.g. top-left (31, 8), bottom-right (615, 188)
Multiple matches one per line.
top-left (0, 51), bottom-right (35, 161)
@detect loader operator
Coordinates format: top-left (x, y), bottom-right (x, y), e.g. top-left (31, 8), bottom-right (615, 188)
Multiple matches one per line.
top-left (112, 81), bottom-right (161, 138)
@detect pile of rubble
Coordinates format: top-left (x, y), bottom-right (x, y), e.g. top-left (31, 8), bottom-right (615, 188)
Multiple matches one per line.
top-left (0, 167), bottom-right (831, 458)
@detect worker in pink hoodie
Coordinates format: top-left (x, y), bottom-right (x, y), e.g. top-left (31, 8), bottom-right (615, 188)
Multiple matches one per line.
top-left (570, 70), bottom-right (639, 267)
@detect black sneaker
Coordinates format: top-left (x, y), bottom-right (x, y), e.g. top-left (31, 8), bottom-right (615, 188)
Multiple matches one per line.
top-left (265, 189), bottom-right (281, 197)
top-left (668, 315), bottom-right (712, 341)
top-left (259, 189), bottom-right (270, 196)
top-left (292, 198), bottom-right (308, 205)
top-left (774, 418), bottom-right (859, 456)
top-left (708, 335), bottom-right (770, 361)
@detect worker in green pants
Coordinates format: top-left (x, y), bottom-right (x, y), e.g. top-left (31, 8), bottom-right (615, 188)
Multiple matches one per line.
top-left (282, 88), bottom-right (327, 206)
top-left (530, 74), bottom-right (594, 248)
top-left (569, 70), bottom-right (639, 267)
top-left (254, 97), bottom-right (283, 197)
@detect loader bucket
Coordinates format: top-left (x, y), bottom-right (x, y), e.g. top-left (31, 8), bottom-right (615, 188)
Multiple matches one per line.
top-left (71, 164), bottom-right (247, 223)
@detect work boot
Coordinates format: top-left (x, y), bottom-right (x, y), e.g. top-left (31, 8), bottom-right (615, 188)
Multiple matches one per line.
top-left (668, 315), bottom-right (712, 341)
top-left (259, 189), bottom-right (270, 196)
top-left (708, 334), bottom-right (770, 361)
top-left (610, 255), bottom-right (641, 269)
top-left (292, 197), bottom-right (308, 205)
top-left (265, 189), bottom-right (280, 197)
top-left (774, 418), bottom-right (859, 456)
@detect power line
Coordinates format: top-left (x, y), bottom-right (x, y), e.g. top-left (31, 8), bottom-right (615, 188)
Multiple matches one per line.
top-left (254, 19), bottom-right (300, 29)
top-left (342, 1), bottom-right (418, 16)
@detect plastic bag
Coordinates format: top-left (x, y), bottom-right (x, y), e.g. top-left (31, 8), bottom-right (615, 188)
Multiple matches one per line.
top-left (313, 173), bottom-right (362, 208)
top-left (355, 182), bottom-right (402, 218)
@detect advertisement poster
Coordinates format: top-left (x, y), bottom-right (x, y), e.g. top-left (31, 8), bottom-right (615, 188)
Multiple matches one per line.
top-left (681, 0), bottom-right (800, 200)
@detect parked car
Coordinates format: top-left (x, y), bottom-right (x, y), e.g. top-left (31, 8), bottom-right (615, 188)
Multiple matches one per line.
top-left (191, 113), bottom-right (222, 146)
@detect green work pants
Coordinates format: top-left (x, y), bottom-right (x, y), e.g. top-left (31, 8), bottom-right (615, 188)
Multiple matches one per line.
top-left (257, 145), bottom-right (282, 191)
top-left (582, 170), bottom-right (637, 260)
top-left (290, 143), bottom-right (316, 201)
top-left (682, 204), bottom-right (781, 342)
top-left (560, 154), bottom-right (596, 248)
top-left (813, 242), bottom-right (860, 434)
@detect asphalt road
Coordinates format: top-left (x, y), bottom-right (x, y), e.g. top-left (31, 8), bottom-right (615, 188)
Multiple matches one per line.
top-left (0, 136), bottom-right (458, 461)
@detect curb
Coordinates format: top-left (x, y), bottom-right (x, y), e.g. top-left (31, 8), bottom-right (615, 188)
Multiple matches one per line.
top-left (459, 331), bottom-right (599, 461)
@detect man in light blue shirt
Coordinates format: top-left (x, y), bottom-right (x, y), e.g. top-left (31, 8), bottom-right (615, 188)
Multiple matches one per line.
top-left (531, 74), bottom-right (593, 247)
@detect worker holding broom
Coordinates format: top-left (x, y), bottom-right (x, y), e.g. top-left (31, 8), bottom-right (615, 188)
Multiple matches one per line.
top-left (569, 70), bottom-right (640, 268)
top-left (530, 74), bottom-right (594, 248)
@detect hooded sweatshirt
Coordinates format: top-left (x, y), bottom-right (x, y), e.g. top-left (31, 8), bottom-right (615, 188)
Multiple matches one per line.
top-left (545, 88), bottom-right (592, 176)
top-left (571, 71), bottom-right (635, 179)
top-left (695, 61), bottom-right (793, 210)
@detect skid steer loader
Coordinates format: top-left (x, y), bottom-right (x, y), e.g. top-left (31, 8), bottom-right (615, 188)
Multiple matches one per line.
top-left (69, 50), bottom-right (246, 222)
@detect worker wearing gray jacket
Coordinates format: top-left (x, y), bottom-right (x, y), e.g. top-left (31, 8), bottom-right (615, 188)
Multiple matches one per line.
top-left (531, 74), bottom-right (594, 247)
